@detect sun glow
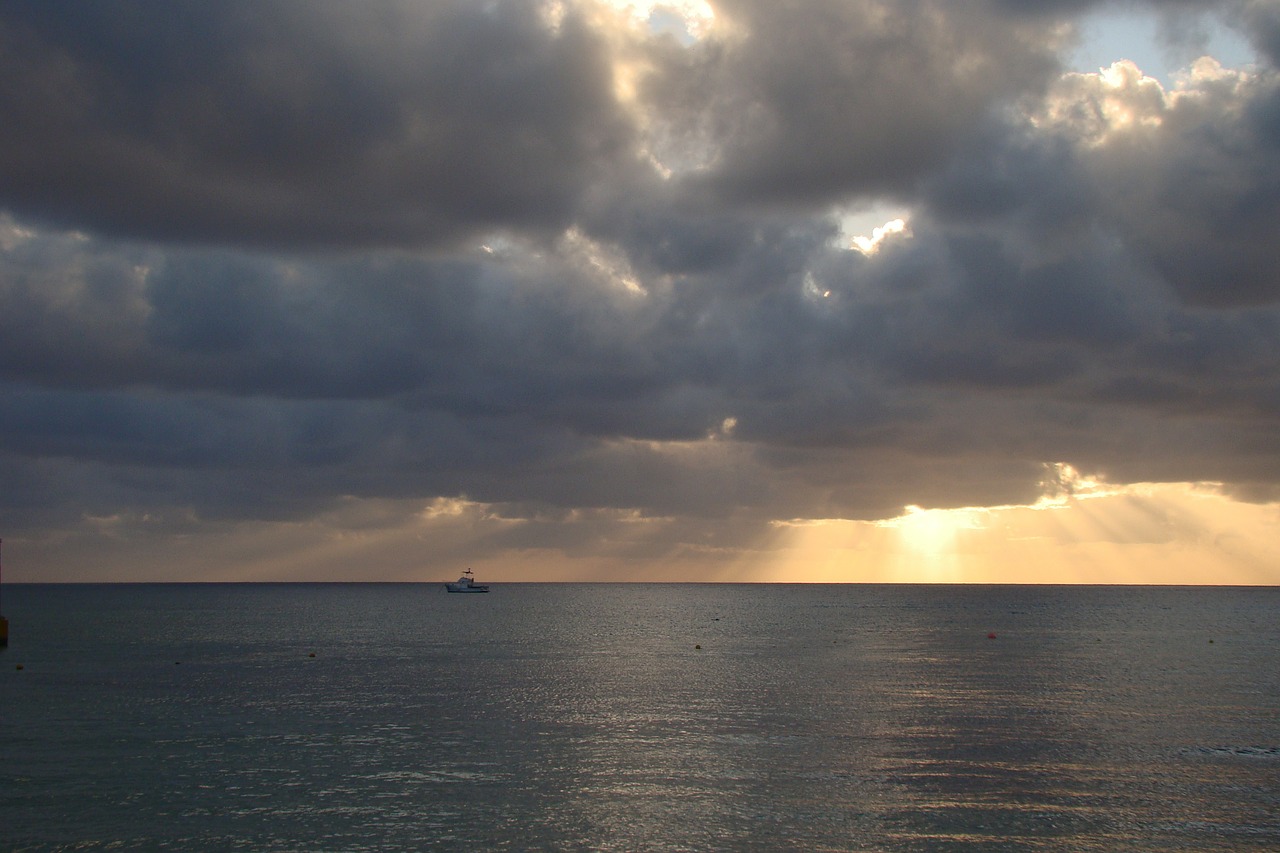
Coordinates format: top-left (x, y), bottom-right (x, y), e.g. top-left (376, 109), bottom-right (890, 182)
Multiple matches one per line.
top-left (875, 504), bottom-right (987, 579)
top-left (759, 466), bottom-right (1280, 585)
top-left (604, 0), bottom-right (715, 40)
top-left (561, 226), bottom-right (647, 295)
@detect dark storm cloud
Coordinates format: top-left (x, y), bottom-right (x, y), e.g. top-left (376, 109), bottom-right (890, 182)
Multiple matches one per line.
top-left (1233, 0), bottom-right (1280, 66)
top-left (1076, 67), bottom-right (1280, 306)
top-left (642, 0), bottom-right (1068, 208)
top-left (1, 0), bottom-right (1279, 564)
top-left (0, 0), bottom-right (637, 248)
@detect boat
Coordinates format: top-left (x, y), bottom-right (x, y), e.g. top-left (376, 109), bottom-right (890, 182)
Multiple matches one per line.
top-left (445, 568), bottom-right (489, 593)
top-left (0, 538), bottom-right (7, 646)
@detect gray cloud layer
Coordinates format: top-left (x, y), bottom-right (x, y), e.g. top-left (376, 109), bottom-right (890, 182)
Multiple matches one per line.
top-left (2, 0), bottom-right (1278, 567)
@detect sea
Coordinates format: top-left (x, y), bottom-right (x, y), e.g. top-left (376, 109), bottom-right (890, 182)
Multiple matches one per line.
top-left (1, 583), bottom-right (1277, 852)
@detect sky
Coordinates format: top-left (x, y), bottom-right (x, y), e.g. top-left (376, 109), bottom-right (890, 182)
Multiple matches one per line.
top-left (2, 0), bottom-right (1279, 584)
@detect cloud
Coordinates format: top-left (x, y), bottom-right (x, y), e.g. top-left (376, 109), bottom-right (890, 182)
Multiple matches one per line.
top-left (1043, 59), bottom-right (1280, 306)
top-left (1, 0), bottom-right (1278, 579)
top-left (639, 0), bottom-right (1068, 207)
top-left (0, 0), bottom-right (639, 248)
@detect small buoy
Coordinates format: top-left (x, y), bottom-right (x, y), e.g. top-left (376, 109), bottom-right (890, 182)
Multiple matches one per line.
top-left (987, 632), bottom-right (997, 639)
top-left (308, 652), bottom-right (316, 658)
top-left (695, 644), bottom-right (701, 650)
top-left (1209, 639), bottom-right (1214, 644)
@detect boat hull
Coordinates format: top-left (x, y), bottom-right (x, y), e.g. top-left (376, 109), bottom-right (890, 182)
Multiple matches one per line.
top-left (445, 583), bottom-right (489, 593)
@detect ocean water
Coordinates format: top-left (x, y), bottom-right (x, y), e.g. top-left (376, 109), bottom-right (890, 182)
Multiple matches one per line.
top-left (1, 583), bottom-right (1277, 852)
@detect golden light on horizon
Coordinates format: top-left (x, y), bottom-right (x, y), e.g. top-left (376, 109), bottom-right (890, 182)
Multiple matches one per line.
top-left (11, 467), bottom-right (1278, 585)
top-left (760, 476), bottom-right (1280, 585)
top-left (876, 504), bottom-right (986, 581)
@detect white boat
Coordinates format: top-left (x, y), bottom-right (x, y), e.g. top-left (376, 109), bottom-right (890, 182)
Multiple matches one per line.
top-left (445, 568), bottom-right (489, 593)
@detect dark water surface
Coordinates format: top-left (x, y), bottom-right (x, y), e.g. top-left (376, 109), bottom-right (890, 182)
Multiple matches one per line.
top-left (2, 583), bottom-right (1277, 851)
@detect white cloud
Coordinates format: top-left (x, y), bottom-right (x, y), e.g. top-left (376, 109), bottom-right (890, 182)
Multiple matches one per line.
top-left (850, 217), bottom-right (909, 255)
